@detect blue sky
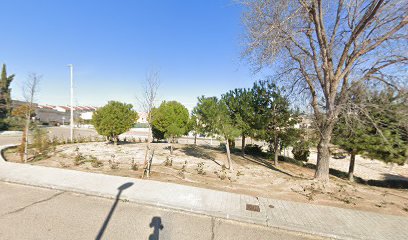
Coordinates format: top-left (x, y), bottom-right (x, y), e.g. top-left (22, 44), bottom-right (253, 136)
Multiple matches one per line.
top-left (0, 0), bottom-right (266, 111)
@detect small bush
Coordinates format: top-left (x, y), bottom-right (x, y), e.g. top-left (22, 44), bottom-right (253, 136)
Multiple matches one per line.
top-left (74, 154), bottom-right (86, 165)
top-left (196, 162), bottom-right (205, 175)
top-left (219, 171), bottom-right (226, 180)
top-left (130, 158), bottom-right (138, 171)
top-left (178, 161), bottom-right (187, 178)
top-left (109, 155), bottom-right (119, 169)
top-left (292, 141), bottom-right (310, 162)
top-left (89, 155), bottom-right (103, 168)
top-left (244, 144), bottom-right (267, 157)
top-left (164, 156), bottom-right (173, 166)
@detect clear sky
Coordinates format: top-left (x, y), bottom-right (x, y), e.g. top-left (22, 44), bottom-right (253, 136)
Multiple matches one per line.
top-left (0, 0), bottom-right (266, 111)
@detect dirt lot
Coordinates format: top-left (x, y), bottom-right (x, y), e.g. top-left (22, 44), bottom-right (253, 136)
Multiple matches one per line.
top-left (4, 142), bottom-right (408, 216)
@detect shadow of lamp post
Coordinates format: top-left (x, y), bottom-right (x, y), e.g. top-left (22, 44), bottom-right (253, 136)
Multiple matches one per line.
top-left (95, 182), bottom-right (134, 240)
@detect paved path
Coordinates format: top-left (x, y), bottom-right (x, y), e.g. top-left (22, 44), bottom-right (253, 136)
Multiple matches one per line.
top-left (1, 145), bottom-right (407, 240)
top-left (0, 181), bottom-right (316, 240)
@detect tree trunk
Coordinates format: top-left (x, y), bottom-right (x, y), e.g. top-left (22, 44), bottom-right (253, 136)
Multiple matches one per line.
top-left (20, 128), bottom-right (26, 162)
top-left (23, 117), bottom-right (30, 163)
top-left (225, 138), bottom-right (233, 171)
top-left (273, 137), bottom-right (279, 166)
top-left (194, 133), bottom-right (197, 145)
top-left (348, 150), bottom-right (356, 182)
top-left (142, 125), bottom-right (153, 178)
top-left (314, 135), bottom-right (331, 181)
top-left (241, 135), bottom-right (246, 155)
top-left (170, 143), bottom-right (173, 155)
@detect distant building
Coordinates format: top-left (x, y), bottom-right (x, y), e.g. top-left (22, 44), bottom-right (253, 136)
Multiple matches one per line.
top-left (12, 100), bottom-right (98, 125)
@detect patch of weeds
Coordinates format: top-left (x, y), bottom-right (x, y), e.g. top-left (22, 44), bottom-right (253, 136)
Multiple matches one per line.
top-left (178, 160), bottom-right (187, 178)
top-left (196, 162), bottom-right (206, 175)
top-left (109, 154), bottom-right (119, 169)
top-left (219, 165), bottom-right (227, 180)
top-left (59, 152), bottom-right (68, 158)
top-left (89, 155), bottom-right (103, 168)
top-left (58, 161), bottom-right (69, 168)
top-left (130, 158), bottom-right (138, 171)
top-left (32, 153), bottom-right (50, 162)
top-left (74, 154), bottom-right (86, 165)
top-left (109, 160), bottom-right (119, 169)
top-left (236, 170), bottom-right (244, 177)
top-left (164, 156), bottom-right (173, 167)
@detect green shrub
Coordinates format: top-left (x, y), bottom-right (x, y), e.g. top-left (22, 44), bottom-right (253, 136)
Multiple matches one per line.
top-left (74, 154), bottom-right (86, 165)
top-left (32, 128), bottom-right (51, 155)
top-left (90, 157), bottom-right (103, 168)
top-left (244, 144), bottom-right (265, 156)
top-left (292, 141), bottom-right (310, 162)
top-left (0, 119), bottom-right (9, 130)
top-left (2, 117), bottom-right (23, 130)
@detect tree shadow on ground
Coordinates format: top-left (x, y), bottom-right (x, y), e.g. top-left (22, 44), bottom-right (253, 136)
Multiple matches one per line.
top-left (95, 182), bottom-right (134, 240)
top-left (242, 155), bottom-right (296, 178)
top-left (303, 163), bottom-right (408, 189)
top-left (179, 145), bottom-right (222, 166)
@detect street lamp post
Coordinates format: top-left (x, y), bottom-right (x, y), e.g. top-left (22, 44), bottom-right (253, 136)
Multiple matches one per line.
top-left (68, 64), bottom-right (74, 142)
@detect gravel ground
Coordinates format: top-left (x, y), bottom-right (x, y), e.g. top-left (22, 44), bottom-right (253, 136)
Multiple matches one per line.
top-left (307, 150), bottom-right (408, 181)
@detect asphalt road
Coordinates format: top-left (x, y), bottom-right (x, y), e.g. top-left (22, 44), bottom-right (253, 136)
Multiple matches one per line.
top-left (0, 127), bottom-right (100, 146)
top-left (0, 181), bottom-right (318, 240)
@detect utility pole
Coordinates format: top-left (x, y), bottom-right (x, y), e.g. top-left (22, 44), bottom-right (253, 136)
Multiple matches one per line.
top-left (68, 64), bottom-right (74, 142)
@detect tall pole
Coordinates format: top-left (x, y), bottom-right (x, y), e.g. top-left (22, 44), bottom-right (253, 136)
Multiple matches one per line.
top-left (68, 64), bottom-right (74, 142)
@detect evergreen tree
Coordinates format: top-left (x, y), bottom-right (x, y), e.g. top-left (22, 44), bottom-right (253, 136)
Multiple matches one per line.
top-left (222, 88), bottom-right (256, 155)
top-left (0, 64), bottom-right (15, 119)
top-left (186, 113), bottom-right (202, 145)
top-left (92, 101), bottom-right (138, 144)
top-left (193, 96), bottom-right (240, 170)
top-left (151, 101), bottom-right (190, 154)
top-left (333, 87), bottom-right (408, 181)
top-left (251, 80), bottom-right (300, 165)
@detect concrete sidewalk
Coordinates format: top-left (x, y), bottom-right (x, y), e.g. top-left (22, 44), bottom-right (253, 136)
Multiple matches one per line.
top-left (1, 145), bottom-right (407, 240)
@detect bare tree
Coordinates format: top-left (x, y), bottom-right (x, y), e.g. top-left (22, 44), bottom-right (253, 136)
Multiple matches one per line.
top-left (21, 73), bottom-right (40, 162)
top-left (243, 0), bottom-right (407, 181)
top-left (136, 70), bottom-right (160, 178)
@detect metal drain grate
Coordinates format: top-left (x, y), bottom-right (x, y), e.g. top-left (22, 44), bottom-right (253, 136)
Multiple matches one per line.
top-left (246, 204), bottom-right (260, 212)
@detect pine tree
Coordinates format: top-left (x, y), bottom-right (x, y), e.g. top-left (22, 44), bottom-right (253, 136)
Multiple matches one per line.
top-left (333, 87), bottom-right (408, 181)
top-left (251, 80), bottom-right (300, 165)
top-left (0, 64), bottom-right (15, 119)
top-left (193, 96), bottom-right (240, 170)
top-left (222, 88), bottom-right (256, 155)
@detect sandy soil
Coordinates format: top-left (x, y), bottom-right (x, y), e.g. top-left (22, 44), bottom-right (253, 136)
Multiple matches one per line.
top-left (4, 142), bottom-right (408, 216)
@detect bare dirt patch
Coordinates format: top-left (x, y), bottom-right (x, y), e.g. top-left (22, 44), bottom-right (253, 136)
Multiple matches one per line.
top-left (4, 142), bottom-right (408, 216)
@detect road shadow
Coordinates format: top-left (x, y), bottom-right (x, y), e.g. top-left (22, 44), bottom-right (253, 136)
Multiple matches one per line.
top-left (148, 216), bottom-right (164, 240)
top-left (95, 182), bottom-right (134, 240)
